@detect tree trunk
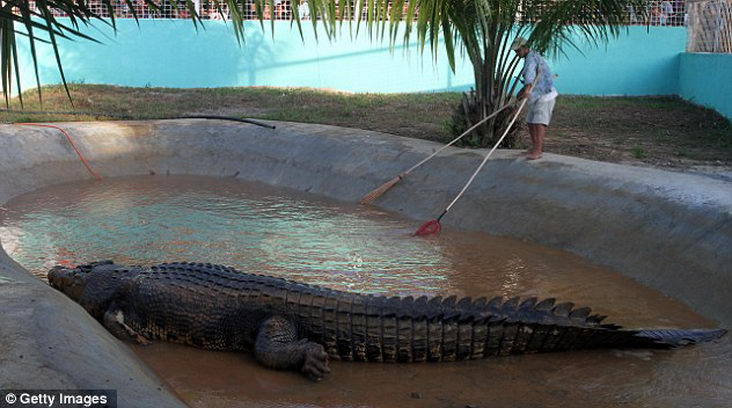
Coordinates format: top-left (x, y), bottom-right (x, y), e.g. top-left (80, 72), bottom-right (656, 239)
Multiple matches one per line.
top-left (449, 61), bottom-right (522, 149)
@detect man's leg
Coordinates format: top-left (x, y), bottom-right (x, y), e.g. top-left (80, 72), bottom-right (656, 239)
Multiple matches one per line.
top-left (527, 124), bottom-right (546, 160)
top-left (526, 124), bottom-right (537, 153)
top-left (527, 98), bottom-right (554, 160)
top-left (525, 101), bottom-right (538, 154)
top-left (527, 124), bottom-right (542, 157)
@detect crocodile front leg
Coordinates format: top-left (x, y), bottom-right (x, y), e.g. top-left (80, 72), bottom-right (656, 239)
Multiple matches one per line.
top-left (102, 308), bottom-right (151, 345)
top-left (254, 315), bottom-right (330, 381)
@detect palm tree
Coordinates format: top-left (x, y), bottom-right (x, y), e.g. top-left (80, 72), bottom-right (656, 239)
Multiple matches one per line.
top-left (3, 0), bottom-right (646, 146)
top-left (299, 0), bottom-right (648, 147)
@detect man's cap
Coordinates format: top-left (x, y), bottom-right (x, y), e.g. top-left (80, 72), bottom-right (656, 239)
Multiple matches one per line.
top-left (511, 37), bottom-right (528, 51)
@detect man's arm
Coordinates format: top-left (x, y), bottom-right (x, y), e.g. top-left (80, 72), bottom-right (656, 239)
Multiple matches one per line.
top-left (518, 54), bottom-right (537, 99)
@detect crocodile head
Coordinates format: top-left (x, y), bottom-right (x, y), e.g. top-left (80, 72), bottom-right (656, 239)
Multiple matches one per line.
top-left (49, 265), bottom-right (89, 301)
top-left (48, 260), bottom-right (119, 304)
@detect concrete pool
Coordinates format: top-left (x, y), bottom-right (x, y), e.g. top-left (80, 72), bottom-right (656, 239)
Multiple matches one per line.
top-left (1, 120), bottom-right (730, 407)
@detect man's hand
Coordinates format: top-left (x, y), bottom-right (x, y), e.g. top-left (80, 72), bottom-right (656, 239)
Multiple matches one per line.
top-left (518, 84), bottom-right (533, 100)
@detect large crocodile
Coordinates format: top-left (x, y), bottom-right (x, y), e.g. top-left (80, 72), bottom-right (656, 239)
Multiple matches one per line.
top-left (49, 261), bottom-right (726, 381)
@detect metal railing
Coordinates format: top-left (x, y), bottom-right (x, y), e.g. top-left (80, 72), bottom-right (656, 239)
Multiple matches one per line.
top-left (636, 0), bottom-right (688, 26)
top-left (23, 0), bottom-right (692, 26)
top-left (24, 0), bottom-right (330, 20)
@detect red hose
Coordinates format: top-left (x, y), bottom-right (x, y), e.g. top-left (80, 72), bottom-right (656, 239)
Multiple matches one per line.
top-left (15, 123), bottom-right (103, 181)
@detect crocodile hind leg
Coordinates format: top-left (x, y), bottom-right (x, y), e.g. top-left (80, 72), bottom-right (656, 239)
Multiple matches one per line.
top-left (102, 308), bottom-right (151, 345)
top-left (254, 315), bottom-right (330, 381)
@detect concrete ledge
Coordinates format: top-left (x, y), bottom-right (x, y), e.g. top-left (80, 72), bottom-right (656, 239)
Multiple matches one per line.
top-left (0, 248), bottom-right (185, 407)
top-left (1, 120), bottom-right (730, 403)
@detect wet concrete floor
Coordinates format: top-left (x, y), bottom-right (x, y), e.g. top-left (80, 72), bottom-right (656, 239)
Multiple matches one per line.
top-left (1, 175), bottom-right (729, 407)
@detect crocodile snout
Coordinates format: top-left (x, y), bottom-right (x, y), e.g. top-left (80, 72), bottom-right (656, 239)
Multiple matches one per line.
top-left (48, 266), bottom-right (86, 301)
top-left (48, 266), bottom-right (68, 288)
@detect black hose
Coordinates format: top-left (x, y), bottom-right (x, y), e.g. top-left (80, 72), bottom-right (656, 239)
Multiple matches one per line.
top-left (170, 115), bottom-right (275, 129)
top-left (0, 109), bottom-right (276, 129)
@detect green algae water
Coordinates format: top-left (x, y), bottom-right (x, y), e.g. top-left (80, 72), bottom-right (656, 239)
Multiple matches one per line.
top-left (1, 175), bottom-right (729, 408)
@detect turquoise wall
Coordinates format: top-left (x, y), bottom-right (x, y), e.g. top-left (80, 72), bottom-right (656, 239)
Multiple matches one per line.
top-left (679, 53), bottom-right (732, 120)
top-left (18, 20), bottom-right (470, 93)
top-left (551, 26), bottom-right (686, 95)
top-left (18, 20), bottom-right (689, 96)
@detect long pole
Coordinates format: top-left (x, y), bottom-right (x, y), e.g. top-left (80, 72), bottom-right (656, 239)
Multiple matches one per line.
top-left (413, 98), bottom-right (528, 236)
top-left (403, 100), bottom-right (516, 175)
top-left (440, 98), bottom-right (528, 220)
top-left (359, 99), bottom-right (516, 204)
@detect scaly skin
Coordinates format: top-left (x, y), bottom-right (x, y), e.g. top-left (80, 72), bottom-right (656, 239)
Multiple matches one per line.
top-left (48, 261), bottom-right (726, 381)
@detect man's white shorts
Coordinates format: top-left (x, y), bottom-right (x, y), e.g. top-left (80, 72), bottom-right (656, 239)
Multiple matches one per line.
top-left (526, 97), bottom-right (556, 126)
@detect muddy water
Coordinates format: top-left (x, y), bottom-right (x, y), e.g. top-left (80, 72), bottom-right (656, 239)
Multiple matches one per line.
top-left (1, 175), bottom-right (729, 408)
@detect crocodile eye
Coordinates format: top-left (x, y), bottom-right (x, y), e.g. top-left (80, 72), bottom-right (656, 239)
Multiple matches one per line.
top-left (72, 274), bottom-right (84, 285)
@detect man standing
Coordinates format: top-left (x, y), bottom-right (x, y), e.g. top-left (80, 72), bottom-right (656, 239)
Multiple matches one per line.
top-left (512, 37), bottom-right (558, 160)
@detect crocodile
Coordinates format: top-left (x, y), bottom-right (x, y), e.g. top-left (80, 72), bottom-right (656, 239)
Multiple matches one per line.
top-left (48, 260), bottom-right (726, 381)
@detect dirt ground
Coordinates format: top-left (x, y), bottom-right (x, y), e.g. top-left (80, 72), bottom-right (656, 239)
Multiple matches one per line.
top-left (2, 85), bottom-right (730, 177)
top-left (548, 96), bottom-right (732, 173)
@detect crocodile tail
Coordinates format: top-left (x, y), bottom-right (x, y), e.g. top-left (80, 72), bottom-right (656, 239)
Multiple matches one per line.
top-left (482, 297), bottom-right (727, 354)
top-left (631, 328), bottom-right (727, 348)
top-left (580, 328), bottom-right (727, 350)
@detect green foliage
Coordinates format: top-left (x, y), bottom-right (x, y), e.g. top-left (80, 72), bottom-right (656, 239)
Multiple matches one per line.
top-left (632, 146), bottom-right (646, 159)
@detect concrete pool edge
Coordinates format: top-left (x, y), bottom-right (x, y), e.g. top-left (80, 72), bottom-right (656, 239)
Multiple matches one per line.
top-left (0, 249), bottom-right (186, 407)
top-left (1, 119), bottom-right (730, 405)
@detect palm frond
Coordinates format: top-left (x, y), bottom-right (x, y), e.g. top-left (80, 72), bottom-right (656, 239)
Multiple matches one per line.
top-left (2, 0), bottom-right (208, 105)
top-left (524, 0), bottom-right (649, 58)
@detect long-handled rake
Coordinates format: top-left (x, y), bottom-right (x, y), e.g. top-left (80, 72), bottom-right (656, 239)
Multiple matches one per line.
top-left (414, 97), bottom-right (528, 236)
top-left (359, 100), bottom-right (518, 205)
